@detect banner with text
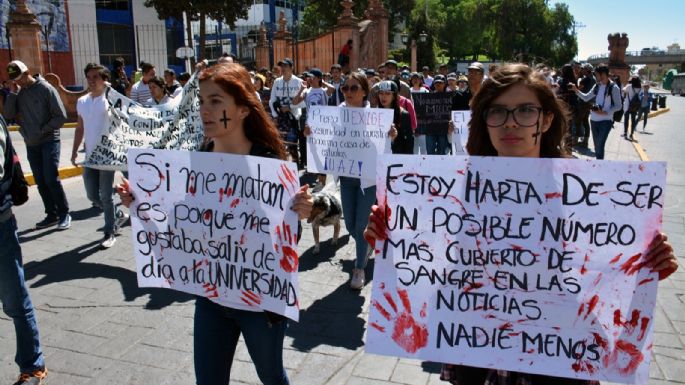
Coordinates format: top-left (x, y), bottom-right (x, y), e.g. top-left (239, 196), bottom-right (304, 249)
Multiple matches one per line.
top-left (306, 105), bottom-right (393, 179)
top-left (85, 73), bottom-right (203, 170)
top-left (128, 149), bottom-right (301, 321)
top-left (451, 110), bottom-right (470, 155)
top-left (413, 92), bottom-right (454, 136)
top-left (367, 155), bottom-right (666, 384)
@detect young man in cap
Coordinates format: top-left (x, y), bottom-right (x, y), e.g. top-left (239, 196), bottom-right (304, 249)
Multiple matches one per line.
top-left (3, 60), bottom-right (71, 230)
top-left (269, 58), bottom-right (305, 163)
top-left (328, 64), bottom-right (345, 106)
top-left (451, 61), bottom-right (484, 110)
top-left (1, 114), bottom-right (49, 385)
top-left (421, 65), bottom-right (433, 88)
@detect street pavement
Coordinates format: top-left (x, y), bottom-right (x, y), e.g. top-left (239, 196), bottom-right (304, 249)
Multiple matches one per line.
top-left (2, 97), bottom-right (685, 385)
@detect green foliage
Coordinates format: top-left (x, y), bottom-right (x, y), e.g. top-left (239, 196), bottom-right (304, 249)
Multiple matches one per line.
top-left (410, 0), bottom-right (578, 68)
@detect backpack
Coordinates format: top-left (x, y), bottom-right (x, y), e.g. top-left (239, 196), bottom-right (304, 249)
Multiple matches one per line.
top-left (1, 116), bottom-right (29, 206)
top-left (628, 88), bottom-right (641, 113)
top-left (593, 81), bottom-right (623, 123)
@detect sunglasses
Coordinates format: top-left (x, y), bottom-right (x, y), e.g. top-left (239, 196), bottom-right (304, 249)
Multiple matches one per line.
top-left (341, 85), bottom-right (361, 93)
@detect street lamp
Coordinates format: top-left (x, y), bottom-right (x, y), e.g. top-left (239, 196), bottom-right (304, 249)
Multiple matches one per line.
top-left (401, 32), bottom-right (409, 44)
top-left (36, 11), bottom-right (54, 73)
top-left (419, 31), bottom-right (428, 43)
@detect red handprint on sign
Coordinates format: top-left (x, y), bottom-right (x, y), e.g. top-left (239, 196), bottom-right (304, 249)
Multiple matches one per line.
top-left (600, 309), bottom-right (651, 376)
top-left (274, 222), bottom-right (299, 272)
top-left (371, 287), bottom-right (428, 354)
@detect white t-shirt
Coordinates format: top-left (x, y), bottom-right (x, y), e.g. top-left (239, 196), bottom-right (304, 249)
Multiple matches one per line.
top-left (76, 93), bottom-right (108, 157)
top-left (303, 87), bottom-right (328, 109)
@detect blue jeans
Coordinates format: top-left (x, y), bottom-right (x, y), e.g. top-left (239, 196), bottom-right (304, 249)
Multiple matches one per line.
top-left (636, 106), bottom-right (650, 129)
top-left (83, 167), bottom-right (115, 235)
top-left (425, 134), bottom-right (449, 155)
top-left (340, 177), bottom-right (376, 269)
top-left (25, 140), bottom-right (69, 218)
top-left (0, 216), bottom-right (45, 373)
top-left (591, 120), bottom-right (613, 160)
top-left (194, 297), bottom-right (289, 385)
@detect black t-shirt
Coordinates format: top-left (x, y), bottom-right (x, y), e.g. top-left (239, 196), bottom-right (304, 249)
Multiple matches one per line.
top-left (451, 88), bottom-right (473, 111)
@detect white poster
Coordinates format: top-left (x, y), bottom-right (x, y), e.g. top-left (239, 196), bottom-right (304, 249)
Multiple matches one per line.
top-left (128, 149), bottom-right (302, 321)
top-left (367, 154), bottom-right (667, 385)
top-left (306, 106), bottom-right (393, 179)
top-left (85, 73), bottom-right (203, 170)
top-left (451, 110), bottom-right (470, 155)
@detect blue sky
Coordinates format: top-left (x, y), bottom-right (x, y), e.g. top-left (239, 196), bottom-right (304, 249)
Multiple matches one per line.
top-left (554, 0), bottom-right (684, 60)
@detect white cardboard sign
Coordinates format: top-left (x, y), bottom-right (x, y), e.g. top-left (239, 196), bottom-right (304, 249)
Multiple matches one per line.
top-left (451, 110), bottom-right (470, 155)
top-left (128, 149), bottom-right (302, 321)
top-left (367, 154), bottom-right (666, 385)
top-left (306, 105), bottom-right (393, 179)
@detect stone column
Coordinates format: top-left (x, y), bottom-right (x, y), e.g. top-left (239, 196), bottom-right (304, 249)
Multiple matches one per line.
top-left (607, 33), bottom-right (630, 86)
top-left (364, 0), bottom-right (389, 68)
top-left (255, 23), bottom-right (270, 70)
top-left (6, 0), bottom-right (45, 75)
top-left (336, 0), bottom-right (359, 72)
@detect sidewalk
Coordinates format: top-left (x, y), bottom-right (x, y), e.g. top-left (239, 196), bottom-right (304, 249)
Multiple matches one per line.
top-left (1, 108), bottom-right (683, 385)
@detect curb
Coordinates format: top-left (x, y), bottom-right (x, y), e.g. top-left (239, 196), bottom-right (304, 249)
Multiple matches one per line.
top-left (25, 166), bottom-right (82, 186)
top-left (631, 108), bottom-right (670, 162)
top-left (8, 122), bottom-right (77, 132)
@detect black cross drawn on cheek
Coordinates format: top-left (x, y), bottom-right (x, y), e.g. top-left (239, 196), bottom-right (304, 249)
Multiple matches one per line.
top-left (220, 110), bottom-right (231, 129)
top-left (532, 122), bottom-right (541, 144)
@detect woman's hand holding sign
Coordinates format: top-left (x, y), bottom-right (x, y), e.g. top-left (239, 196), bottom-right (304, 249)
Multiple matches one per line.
top-left (645, 232), bottom-right (678, 280)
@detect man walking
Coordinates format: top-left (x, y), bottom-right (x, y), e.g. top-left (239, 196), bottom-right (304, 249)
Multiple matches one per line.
top-left (71, 63), bottom-right (124, 248)
top-left (1, 115), bottom-right (48, 385)
top-left (3, 60), bottom-right (70, 229)
top-left (573, 64), bottom-right (622, 160)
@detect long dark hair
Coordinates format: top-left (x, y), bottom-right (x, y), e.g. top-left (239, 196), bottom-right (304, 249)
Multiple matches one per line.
top-left (199, 63), bottom-right (287, 160)
top-left (342, 71), bottom-right (369, 101)
top-left (467, 63), bottom-right (569, 158)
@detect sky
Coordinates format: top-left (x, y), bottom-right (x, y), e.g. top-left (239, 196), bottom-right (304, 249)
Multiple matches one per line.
top-left (553, 0), bottom-right (684, 60)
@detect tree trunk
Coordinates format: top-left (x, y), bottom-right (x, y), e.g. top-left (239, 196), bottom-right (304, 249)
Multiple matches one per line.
top-left (199, 13), bottom-right (206, 61)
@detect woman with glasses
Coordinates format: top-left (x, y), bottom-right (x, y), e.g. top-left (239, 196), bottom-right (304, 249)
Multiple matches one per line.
top-left (364, 63), bottom-right (677, 385)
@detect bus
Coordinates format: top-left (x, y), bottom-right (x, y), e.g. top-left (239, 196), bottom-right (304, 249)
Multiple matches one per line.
top-left (672, 73), bottom-right (685, 96)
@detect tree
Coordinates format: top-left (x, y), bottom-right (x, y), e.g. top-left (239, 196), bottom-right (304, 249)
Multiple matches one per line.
top-left (144, 0), bottom-right (252, 60)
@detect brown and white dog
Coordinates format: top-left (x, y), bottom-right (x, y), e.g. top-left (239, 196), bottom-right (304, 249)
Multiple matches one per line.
top-left (307, 191), bottom-right (342, 254)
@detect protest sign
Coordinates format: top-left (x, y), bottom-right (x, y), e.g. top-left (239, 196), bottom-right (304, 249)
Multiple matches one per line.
top-left (413, 92), bottom-right (454, 136)
top-left (306, 105), bottom-right (393, 180)
top-left (451, 110), bottom-right (470, 155)
top-left (128, 149), bottom-right (301, 321)
top-left (367, 154), bottom-right (666, 384)
top-left (85, 73), bottom-right (203, 170)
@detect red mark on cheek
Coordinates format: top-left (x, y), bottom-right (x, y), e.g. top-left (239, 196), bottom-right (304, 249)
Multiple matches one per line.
top-left (230, 199), bottom-right (240, 208)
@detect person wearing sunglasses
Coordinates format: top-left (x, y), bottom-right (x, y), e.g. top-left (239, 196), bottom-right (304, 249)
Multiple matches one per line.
top-left (364, 63), bottom-right (677, 385)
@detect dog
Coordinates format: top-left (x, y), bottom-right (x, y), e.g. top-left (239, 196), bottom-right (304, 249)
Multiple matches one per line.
top-left (307, 191), bottom-right (342, 254)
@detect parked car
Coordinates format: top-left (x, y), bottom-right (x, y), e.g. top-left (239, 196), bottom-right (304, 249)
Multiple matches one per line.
top-left (672, 73), bottom-right (685, 96)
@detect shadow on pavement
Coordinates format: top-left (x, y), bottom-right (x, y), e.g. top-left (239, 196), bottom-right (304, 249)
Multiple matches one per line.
top-left (288, 258), bottom-right (374, 351)
top-left (22, 240), bottom-right (193, 309)
top-left (298, 234), bottom-right (350, 273)
top-left (70, 206), bottom-right (104, 221)
top-left (18, 227), bottom-right (61, 243)
top-left (573, 145), bottom-right (595, 158)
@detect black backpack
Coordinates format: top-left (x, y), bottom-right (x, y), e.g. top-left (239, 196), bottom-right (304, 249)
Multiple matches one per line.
top-left (628, 89), bottom-right (641, 113)
top-left (593, 81), bottom-right (624, 123)
top-left (1, 116), bottom-right (29, 206)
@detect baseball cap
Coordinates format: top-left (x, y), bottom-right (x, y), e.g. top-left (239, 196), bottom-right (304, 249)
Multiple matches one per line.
top-left (278, 58), bottom-right (294, 67)
top-left (7, 60), bottom-right (28, 80)
top-left (457, 75), bottom-right (468, 83)
top-left (377, 80), bottom-right (398, 93)
top-left (384, 59), bottom-right (398, 68)
top-left (433, 74), bottom-right (446, 83)
top-left (309, 68), bottom-right (323, 78)
top-left (422, 66), bottom-right (430, 71)
top-left (467, 62), bottom-right (484, 72)
top-left (447, 73), bottom-right (457, 81)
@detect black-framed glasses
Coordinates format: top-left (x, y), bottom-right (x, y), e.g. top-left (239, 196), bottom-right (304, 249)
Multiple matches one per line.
top-left (341, 85), bottom-right (361, 93)
top-left (483, 105), bottom-right (543, 127)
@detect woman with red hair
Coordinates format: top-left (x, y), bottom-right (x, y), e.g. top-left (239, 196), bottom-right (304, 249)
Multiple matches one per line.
top-left (118, 63), bottom-right (312, 385)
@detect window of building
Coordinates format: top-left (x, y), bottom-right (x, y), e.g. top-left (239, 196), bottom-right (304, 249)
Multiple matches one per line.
top-left (95, 0), bottom-right (130, 11)
top-left (97, 24), bottom-right (134, 68)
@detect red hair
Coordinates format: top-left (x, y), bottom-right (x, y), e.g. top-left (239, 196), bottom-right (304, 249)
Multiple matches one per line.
top-left (199, 63), bottom-right (287, 160)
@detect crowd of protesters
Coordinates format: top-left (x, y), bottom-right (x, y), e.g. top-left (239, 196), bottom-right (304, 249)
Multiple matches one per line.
top-left (0, 48), bottom-right (676, 385)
